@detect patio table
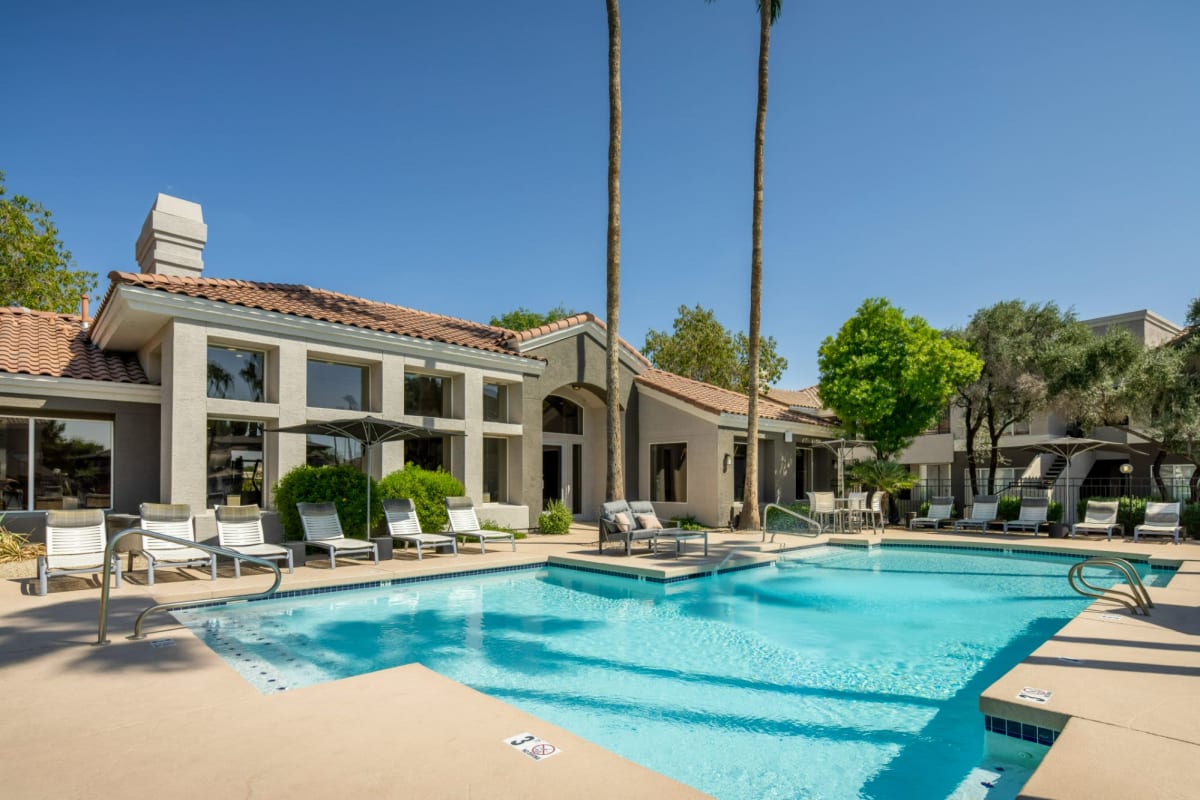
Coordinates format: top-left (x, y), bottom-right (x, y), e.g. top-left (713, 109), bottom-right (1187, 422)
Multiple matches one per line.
top-left (657, 529), bottom-right (708, 557)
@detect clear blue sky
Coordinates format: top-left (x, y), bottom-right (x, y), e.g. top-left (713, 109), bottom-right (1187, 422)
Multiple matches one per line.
top-left (5, 1), bottom-right (1198, 388)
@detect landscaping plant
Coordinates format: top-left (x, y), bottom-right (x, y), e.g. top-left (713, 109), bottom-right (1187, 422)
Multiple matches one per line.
top-left (274, 463), bottom-right (380, 540)
top-left (377, 464), bottom-right (464, 533)
top-left (537, 499), bottom-right (573, 535)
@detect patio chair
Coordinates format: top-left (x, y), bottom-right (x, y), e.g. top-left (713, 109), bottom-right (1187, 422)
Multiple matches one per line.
top-left (628, 501), bottom-right (708, 556)
top-left (37, 509), bottom-right (121, 596)
top-left (841, 491), bottom-right (870, 533)
top-left (445, 496), bottom-right (516, 554)
top-left (1002, 497), bottom-right (1050, 536)
top-left (807, 492), bottom-right (839, 531)
top-left (214, 504), bottom-right (293, 578)
top-left (864, 491), bottom-right (886, 533)
top-left (953, 496), bottom-right (1001, 533)
top-left (1133, 501), bottom-right (1183, 545)
top-left (296, 502), bottom-right (379, 569)
top-left (910, 497), bottom-right (954, 530)
top-left (382, 498), bottom-right (457, 559)
top-left (599, 500), bottom-right (659, 555)
top-left (136, 503), bottom-right (217, 586)
top-left (1071, 500), bottom-right (1122, 540)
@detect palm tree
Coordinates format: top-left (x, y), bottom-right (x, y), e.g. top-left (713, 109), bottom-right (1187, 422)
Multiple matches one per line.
top-left (605, 0), bottom-right (625, 502)
top-left (728, 0), bottom-right (781, 530)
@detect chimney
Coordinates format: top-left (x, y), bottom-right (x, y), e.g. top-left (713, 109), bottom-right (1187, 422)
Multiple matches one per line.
top-left (135, 194), bottom-right (207, 277)
top-left (80, 294), bottom-right (90, 330)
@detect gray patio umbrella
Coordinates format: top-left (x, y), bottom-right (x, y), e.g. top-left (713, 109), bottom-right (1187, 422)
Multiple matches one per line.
top-left (269, 416), bottom-right (458, 537)
top-left (1022, 436), bottom-right (1143, 525)
top-left (812, 438), bottom-right (875, 496)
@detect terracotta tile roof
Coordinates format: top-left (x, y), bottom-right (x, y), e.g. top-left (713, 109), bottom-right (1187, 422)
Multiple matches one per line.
top-left (767, 385), bottom-right (824, 409)
top-left (636, 369), bottom-right (832, 426)
top-left (0, 307), bottom-right (149, 383)
top-left (502, 312), bottom-right (652, 366)
top-left (101, 271), bottom-right (531, 359)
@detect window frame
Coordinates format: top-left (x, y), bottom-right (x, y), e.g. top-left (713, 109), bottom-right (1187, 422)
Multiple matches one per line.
top-left (306, 358), bottom-right (371, 412)
top-left (649, 441), bottom-right (688, 503)
top-left (1, 415), bottom-right (114, 511)
top-left (206, 345), bottom-right (267, 403)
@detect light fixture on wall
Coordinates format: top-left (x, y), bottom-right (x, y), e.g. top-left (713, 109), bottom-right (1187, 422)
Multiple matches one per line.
top-left (723, 453), bottom-right (732, 472)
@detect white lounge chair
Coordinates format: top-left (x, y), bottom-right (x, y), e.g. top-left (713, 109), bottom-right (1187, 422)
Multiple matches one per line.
top-left (953, 495), bottom-right (1001, 533)
top-left (1002, 497), bottom-right (1050, 535)
top-left (1134, 501), bottom-right (1183, 544)
top-left (445, 496), bottom-right (516, 554)
top-left (1071, 500), bottom-right (1122, 540)
top-left (864, 491), bottom-right (886, 533)
top-left (296, 502), bottom-right (379, 569)
top-left (910, 496), bottom-right (954, 530)
top-left (383, 498), bottom-right (457, 560)
top-left (137, 503), bottom-right (217, 586)
top-left (215, 504), bottom-right (293, 577)
top-left (37, 509), bottom-right (121, 595)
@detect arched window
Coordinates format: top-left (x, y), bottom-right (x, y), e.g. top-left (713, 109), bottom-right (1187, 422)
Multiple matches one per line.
top-left (542, 396), bottom-right (582, 435)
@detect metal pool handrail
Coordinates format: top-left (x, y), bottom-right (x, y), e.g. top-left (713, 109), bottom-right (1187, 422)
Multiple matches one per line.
top-left (1067, 557), bottom-right (1154, 616)
top-left (95, 527), bottom-right (283, 645)
top-left (762, 503), bottom-right (824, 543)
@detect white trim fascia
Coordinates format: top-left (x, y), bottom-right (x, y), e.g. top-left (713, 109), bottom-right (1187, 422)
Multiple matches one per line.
top-left (95, 286), bottom-right (545, 376)
top-left (717, 412), bottom-right (832, 439)
top-left (515, 320), bottom-right (647, 373)
top-left (0, 373), bottom-right (161, 404)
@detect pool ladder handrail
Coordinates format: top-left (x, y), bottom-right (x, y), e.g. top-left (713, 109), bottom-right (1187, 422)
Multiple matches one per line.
top-left (1067, 557), bottom-right (1154, 616)
top-left (761, 503), bottom-right (824, 543)
top-left (94, 526), bottom-right (283, 645)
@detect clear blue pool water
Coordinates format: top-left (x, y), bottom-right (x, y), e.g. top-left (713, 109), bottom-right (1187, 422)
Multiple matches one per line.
top-left (174, 545), bottom-right (1171, 800)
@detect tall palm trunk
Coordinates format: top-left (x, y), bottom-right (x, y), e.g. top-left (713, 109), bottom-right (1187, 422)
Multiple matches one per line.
top-left (739, 1), bottom-right (773, 530)
top-left (605, 0), bottom-right (624, 501)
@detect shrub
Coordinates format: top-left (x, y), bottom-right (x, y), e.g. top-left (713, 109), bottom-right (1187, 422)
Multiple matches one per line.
top-left (377, 464), bottom-right (465, 533)
top-left (670, 514), bottom-right (707, 531)
top-left (1182, 503), bottom-right (1200, 539)
top-left (996, 497), bottom-right (1064, 523)
top-left (274, 464), bottom-right (380, 541)
top-left (537, 499), bottom-right (573, 535)
top-left (0, 517), bottom-right (41, 563)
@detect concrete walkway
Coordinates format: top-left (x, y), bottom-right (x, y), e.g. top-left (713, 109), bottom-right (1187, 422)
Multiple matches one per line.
top-left (2, 524), bottom-right (1198, 799)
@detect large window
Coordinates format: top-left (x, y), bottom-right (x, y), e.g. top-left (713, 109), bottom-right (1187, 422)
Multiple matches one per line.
top-left (405, 437), bottom-right (448, 472)
top-left (207, 419), bottom-right (265, 507)
top-left (543, 396), bottom-right (582, 435)
top-left (1, 417), bottom-right (113, 510)
top-left (307, 359), bottom-right (369, 411)
top-left (483, 383), bottom-right (508, 423)
top-left (207, 346), bottom-right (265, 402)
top-left (651, 443), bottom-right (687, 502)
top-left (404, 373), bottom-right (451, 418)
top-left (482, 438), bottom-right (507, 503)
top-left (305, 434), bottom-right (364, 470)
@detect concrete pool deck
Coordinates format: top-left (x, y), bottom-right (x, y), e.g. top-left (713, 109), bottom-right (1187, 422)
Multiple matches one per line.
top-left (2, 524), bottom-right (1199, 799)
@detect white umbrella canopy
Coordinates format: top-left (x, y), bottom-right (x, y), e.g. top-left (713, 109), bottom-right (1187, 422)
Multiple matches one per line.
top-left (812, 438), bottom-right (875, 496)
top-left (1021, 436), bottom-right (1144, 525)
top-left (269, 417), bottom-right (460, 536)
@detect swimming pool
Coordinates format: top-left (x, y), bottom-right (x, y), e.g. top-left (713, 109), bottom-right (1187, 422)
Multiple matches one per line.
top-left (175, 545), bottom-right (1171, 799)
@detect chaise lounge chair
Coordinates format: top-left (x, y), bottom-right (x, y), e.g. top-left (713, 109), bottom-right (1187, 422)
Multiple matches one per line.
top-left (296, 502), bottom-right (379, 569)
top-left (37, 509), bottom-right (121, 595)
top-left (445, 496), bottom-right (516, 554)
top-left (137, 503), bottom-right (217, 586)
top-left (1134, 501), bottom-right (1183, 545)
top-left (214, 503), bottom-right (293, 578)
top-left (1071, 500), bottom-right (1122, 540)
top-left (953, 495), bottom-right (1001, 533)
top-left (383, 498), bottom-right (457, 559)
top-left (1002, 497), bottom-right (1050, 536)
top-left (910, 496), bottom-right (954, 530)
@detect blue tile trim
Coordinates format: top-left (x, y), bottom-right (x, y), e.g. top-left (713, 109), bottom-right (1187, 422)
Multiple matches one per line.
top-left (984, 714), bottom-right (1060, 746)
top-left (880, 542), bottom-right (1180, 570)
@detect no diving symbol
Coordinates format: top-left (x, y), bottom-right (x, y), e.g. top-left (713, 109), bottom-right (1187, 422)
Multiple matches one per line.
top-left (504, 732), bottom-right (562, 762)
top-left (530, 743), bottom-right (556, 757)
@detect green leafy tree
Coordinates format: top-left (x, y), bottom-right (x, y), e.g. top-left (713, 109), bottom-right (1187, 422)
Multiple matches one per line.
top-left (643, 304), bottom-right (787, 393)
top-left (954, 301), bottom-right (1093, 495)
top-left (490, 305), bottom-right (577, 332)
top-left (818, 298), bottom-right (982, 459)
top-left (605, 0), bottom-right (625, 503)
top-left (0, 172), bottom-right (96, 313)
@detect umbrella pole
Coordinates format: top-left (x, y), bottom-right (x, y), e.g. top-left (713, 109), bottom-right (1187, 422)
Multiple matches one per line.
top-left (365, 442), bottom-right (373, 539)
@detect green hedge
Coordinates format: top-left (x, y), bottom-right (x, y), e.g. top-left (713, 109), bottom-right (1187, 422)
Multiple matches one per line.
top-left (274, 464), bottom-right (380, 541)
top-left (1077, 497), bottom-right (1200, 539)
top-left (377, 465), bottom-right (465, 533)
top-left (996, 497), bottom-right (1063, 523)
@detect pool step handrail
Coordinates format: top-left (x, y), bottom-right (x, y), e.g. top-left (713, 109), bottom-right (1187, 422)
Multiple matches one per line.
top-left (1067, 557), bottom-right (1154, 616)
top-left (95, 526), bottom-right (283, 645)
top-left (761, 503), bottom-right (824, 543)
